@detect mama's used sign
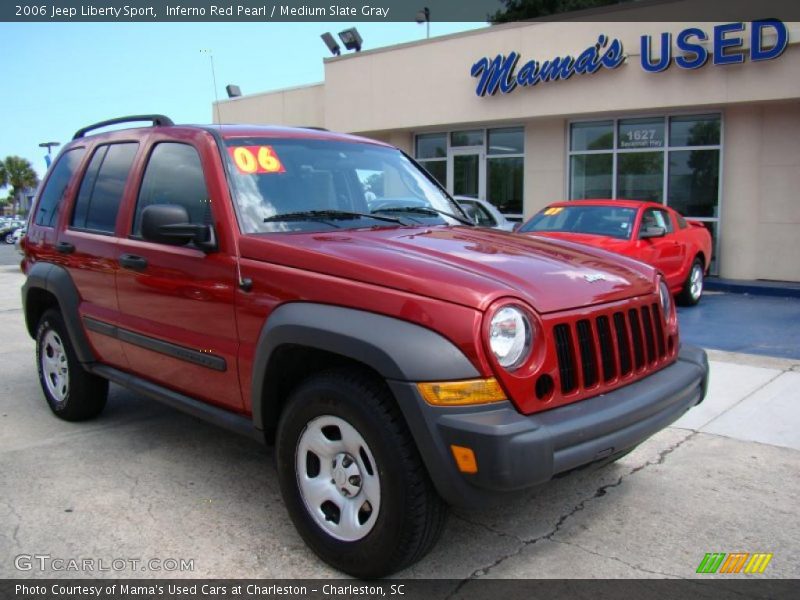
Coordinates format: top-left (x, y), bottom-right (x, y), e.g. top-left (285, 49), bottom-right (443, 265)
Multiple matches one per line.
top-left (471, 20), bottom-right (788, 97)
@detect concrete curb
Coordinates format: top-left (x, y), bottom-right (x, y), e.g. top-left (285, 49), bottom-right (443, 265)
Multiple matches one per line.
top-left (705, 277), bottom-right (800, 298)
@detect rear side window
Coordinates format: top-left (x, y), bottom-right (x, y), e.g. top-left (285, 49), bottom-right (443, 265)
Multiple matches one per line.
top-left (133, 143), bottom-right (210, 237)
top-left (34, 148), bottom-right (85, 227)
top-left (72, 143), bottom-right (138, 234)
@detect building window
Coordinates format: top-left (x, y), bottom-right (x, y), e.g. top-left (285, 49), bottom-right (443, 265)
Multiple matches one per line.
top-left (569, 114), bottom-right (721, 272)
top-left (415, 133), bottom-right (447, 188)
top-left (414, 126), bottom-right (524, 217)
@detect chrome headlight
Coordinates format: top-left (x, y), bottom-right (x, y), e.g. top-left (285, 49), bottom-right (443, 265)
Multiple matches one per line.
top-left (489, 305), bottom-right (532, 370)
top-left (659, 279), bottom-right (672, 321)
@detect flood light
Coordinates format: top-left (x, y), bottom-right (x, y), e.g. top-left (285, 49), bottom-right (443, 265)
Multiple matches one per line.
top-left (321, 32), bottom-right (341, 56)
top-left (338, 28), bottom-right (363, 52)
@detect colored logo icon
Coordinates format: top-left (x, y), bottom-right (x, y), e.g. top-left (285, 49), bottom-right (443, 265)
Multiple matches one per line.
top-left (696, 552), bottom-right (773, 574)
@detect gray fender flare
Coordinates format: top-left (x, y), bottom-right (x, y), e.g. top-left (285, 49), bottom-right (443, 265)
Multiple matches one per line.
top-left (251, 302), bottom-right (480, 430)
top-left (22, 262), bottom-right (96, 364)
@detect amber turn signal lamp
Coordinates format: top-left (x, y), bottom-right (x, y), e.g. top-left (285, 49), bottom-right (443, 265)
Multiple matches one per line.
top-left (417, 378), bottom-right (506, 406)
top-left (450, 445), bottom-right (478, 474)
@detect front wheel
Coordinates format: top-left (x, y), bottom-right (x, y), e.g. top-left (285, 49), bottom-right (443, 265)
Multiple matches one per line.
top-left (677, 258), bottom-right (704, 306)
top-left (275, 369), bottom-right (446, 578)
top-left (4, 232), bottom-right (14, 244)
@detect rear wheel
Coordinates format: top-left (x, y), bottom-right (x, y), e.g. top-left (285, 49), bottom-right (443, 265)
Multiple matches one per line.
top-left (275, 368), bottom-right (446, 578)
top-left (36, 309), bottom-right (108, 421)
top-left (677, 258), bottom-right (704, 306)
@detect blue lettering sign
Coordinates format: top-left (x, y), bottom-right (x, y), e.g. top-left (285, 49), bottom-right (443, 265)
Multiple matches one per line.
top-left (477, 21), bottom-right (789, 97)
top-left (471, 35), bottom-right (625, 97)
top-left (713, 22), bottom-right (745, 66)
top-left (470, 52), bottom-right (519, 96)
top-left (640, 32), bottom-right (672, 73)
top-left (675, 28), bottom-right (709, 69)
top-left (751, 19), bottom-right (788, 61)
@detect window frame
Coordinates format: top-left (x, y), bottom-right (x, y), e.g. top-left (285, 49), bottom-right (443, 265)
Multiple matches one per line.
top-left (130, 141), bottom-right (212, 241)
top-left (567, 111), bottom-right (723, 274)
top-left (68, 142), bottom-right (140, 237)
top-left (413, 125), bottom-right (525, 218)
top-left (33, 146), bottom-right (86, 229)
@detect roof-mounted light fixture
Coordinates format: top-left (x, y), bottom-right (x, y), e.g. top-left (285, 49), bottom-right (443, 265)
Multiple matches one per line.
top-left (321, 32), bottom-right (341, 56)
top-left (338, 28), bottom-right (363, 52)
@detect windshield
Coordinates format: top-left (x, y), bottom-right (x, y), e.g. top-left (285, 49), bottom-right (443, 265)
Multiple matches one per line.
top-left (519, 205), bottom-right (637, 240)
top-left (224, 137), bottom-right (468, 233)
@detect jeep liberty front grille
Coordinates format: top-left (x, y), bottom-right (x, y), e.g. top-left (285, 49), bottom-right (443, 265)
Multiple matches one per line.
top-left (553, 301), bottom-right (670, 395)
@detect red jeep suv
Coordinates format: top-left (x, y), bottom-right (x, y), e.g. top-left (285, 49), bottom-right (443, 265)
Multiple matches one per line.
top-left (21, 115), bottom-right (708, 578)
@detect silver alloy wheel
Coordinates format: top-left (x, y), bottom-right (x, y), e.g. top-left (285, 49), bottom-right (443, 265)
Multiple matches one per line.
top-left (690, 263), bottom-right (704, 300)
top-left (41, 330), bottom-right (69, 404)
top-left (295, 415), bottom-right (381, 542)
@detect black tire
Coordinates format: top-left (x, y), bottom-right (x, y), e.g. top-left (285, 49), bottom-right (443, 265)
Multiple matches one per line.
top-left (4, 232), bottom-right (13, 244)
top-left (677, 257), bottom-right (704, 306)
top-left (275, 368), bottom-right (447, 578)
top-left (35, 309), bottom-right (108, 421)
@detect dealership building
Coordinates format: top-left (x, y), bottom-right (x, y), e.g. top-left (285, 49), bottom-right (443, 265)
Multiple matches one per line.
top-left (215, 11), bottom-right (800, 283)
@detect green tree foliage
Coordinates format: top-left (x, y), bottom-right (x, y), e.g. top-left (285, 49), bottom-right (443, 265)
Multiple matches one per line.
top-left (489, 0), bottom-right (633, 23)
top-left (2, 156), bottom-right (39, 214)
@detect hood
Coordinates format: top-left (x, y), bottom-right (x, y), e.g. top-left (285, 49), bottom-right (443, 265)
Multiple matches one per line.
top-left (239, 226), bottom-right (656, 314)
top-left (526, 231), bottom-right (633, 253)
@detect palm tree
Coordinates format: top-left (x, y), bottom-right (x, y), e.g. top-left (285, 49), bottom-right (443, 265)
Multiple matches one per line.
top-left (3, 156), bottom-right (39, 215)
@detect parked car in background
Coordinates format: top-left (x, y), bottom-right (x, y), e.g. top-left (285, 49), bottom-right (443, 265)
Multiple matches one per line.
top-left (1, 219), bottom-right (24, 244)
top-left (518, 200), bottom-right (713, 305)
top-left (13, 226), bottom-right (26, 254)
top-left (456, 197), bottom-right (515, 231)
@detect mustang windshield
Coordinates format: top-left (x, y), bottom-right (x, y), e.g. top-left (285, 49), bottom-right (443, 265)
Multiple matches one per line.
top-left (519, 205), bottom-right (637, 240)
top-left (224, 137), bottom-right (468, 233)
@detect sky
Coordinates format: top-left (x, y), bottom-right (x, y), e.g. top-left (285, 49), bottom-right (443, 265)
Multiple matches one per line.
top-left (0, 21), bottom-right (486, 181)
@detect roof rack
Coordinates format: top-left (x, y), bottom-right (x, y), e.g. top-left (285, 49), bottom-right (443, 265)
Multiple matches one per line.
top-left (72, 114), bottom-right (174, 140)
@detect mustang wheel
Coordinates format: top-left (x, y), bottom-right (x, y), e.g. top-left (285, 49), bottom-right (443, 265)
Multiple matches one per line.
top-left (678, 258), bottom-right (704, 306)
top-left (275, 369), bottom-right (446, 578)
top-left (36, 309), bottom-right (108, 421)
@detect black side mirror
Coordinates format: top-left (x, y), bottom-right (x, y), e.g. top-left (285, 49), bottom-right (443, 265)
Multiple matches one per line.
top-left (141, 204), bottom-right (217, 252)
top-left (640, 225), bottom-right (666, 239)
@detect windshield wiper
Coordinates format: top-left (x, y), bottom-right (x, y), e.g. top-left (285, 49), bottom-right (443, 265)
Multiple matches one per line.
top-left (264, 210), bottom-right (404, 226)
top-left (373, 205), bottom-right (475, 226)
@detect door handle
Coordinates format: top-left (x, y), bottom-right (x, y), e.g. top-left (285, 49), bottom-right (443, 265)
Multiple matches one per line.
top-left (119, 254), bottom-right (148, 271)
top-left (55, 241), bottom-right (75, 254)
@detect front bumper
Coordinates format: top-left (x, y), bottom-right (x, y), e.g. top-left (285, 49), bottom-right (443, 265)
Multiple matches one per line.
top-left (390, 344), bottom-right (708, 508)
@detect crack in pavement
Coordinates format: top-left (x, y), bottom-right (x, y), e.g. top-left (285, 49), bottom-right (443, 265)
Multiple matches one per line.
top-left (550, 538), bottom-right (681, 578)
top-left (449, 513), bottom-right (523, 545)
top-left (1, 497), bottom-right (24, 549)
top-left (447, 432), bottom-right (696, 597)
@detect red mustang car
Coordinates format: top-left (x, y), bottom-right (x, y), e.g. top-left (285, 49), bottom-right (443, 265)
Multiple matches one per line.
top-left (518, 200), bottom-right (713, 305)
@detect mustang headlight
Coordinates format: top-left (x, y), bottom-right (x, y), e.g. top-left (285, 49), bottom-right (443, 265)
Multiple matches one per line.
top-left (489, 305), bottom-right (532, 370)
top-left (659, 278), bottom-right (673, 321)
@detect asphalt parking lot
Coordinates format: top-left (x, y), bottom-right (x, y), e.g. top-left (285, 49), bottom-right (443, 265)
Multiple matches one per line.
top-left (1, 243), bottom-right (799, 583)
